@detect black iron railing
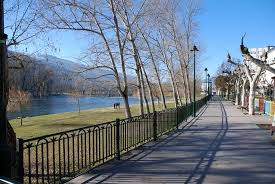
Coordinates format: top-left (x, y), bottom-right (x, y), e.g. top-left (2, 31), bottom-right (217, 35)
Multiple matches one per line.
top-left (17, 96), bottom-right (210, 183)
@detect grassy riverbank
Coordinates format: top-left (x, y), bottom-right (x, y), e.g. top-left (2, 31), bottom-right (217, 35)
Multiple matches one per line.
top-left (10, 103), bottom-right (176, 139)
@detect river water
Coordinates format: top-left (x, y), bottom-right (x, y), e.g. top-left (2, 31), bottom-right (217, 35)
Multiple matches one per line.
top-left (7, 95), bottom-right (140, 119)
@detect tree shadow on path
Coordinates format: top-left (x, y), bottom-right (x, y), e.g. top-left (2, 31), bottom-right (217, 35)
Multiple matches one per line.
top-left (68, 97), bottom-right (229, 184)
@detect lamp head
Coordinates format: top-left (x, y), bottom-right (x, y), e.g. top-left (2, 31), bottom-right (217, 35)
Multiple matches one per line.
top-left (191, 45), bottom-right (199, 51)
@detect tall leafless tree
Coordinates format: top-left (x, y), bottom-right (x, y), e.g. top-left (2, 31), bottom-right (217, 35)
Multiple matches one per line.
top-left (35, 0), bottom-right (140, 117)
top-left (157, 30), bottom-right (179, 107)
top-left (137, 26), bottom-right (167, 109)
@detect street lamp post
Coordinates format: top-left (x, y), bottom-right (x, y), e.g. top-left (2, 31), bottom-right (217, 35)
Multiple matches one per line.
top-left (0, 0), bottom-right (7, 144)
top-left (207, 74), bottom-right (210, 96)
top-left (204, 68), bottom-right (208, 96)
top-left (191, 45), bottom-right (199, 117)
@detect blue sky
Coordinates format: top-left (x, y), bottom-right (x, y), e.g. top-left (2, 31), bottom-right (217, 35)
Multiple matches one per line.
top-left (199, 0), bottom-right (275, 75)
top-left (7, 0), bottom-right (275, 77)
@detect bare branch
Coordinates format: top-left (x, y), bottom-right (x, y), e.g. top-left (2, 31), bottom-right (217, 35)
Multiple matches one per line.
top-left (227, 53), bottom-right (239, 65)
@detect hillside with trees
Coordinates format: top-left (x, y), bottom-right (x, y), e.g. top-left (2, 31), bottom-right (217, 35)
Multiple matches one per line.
top-left (8, 52), bottom-right (125, 97)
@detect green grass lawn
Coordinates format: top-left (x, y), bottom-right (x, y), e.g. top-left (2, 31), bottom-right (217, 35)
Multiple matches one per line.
top-left (10, 102), bottom-right (176, 139)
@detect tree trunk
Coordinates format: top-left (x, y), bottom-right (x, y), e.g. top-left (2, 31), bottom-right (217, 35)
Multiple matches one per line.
top-left (242, 63), bottom-right (262, 115)
top-left (241, 78), bottom-right (247, 107)
top-left (121, 91), bottom-right (131, 118)
top-left (175, 82), bottom-right (183, 106)
top-left (136, 68), bottom-right (144, 116)
top-left (226, 87), bottom-right (229, 100)
top-left (147, 81), bottom-right (156, 112)
top-left (184, 67), bottom-right (192, 103)
top-left (109, 0), bottom-right (131, 118)
top-left (171, 79), bottom-right (178, 107)
top-left (167, 71), bottom-right (178, 107)
top-left (241, 90), bottom-right (245, 107)
top-left (157, 78), bottom-right (166, 109)
top-left (140, 69), bottom-right (150, 114)
top-left (140, 59), bottom-right (155, 112)
top-left (235, 79), bottom-right (240, 106)
top-left (248, 82), bottom-right (255, 115)
top-left (179, 64), bottom-right (188, 104)
top-left (128, 31), bottom-right (144, 115)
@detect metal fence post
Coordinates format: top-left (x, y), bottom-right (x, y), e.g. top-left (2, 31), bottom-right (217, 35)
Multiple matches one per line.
top-left (153, 111), bottom-right (157, 141)
top-left (115, 119), bottom-right (120, 160)
top-left (18, 138), bottom-right (24, 183)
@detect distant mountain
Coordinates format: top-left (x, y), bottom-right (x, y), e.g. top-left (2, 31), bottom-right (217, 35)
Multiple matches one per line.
top-left (8, 52), bottom-right (135, 96)
top-left (34, 54), bottom-right (114, 81)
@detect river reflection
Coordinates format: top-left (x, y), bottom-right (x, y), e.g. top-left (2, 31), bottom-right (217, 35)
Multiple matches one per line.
top-left (8, 95), bottom-right (140, 119)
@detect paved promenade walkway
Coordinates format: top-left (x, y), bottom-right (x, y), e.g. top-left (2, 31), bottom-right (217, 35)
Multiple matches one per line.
top-left (68, 97), bottom-right (275, 184)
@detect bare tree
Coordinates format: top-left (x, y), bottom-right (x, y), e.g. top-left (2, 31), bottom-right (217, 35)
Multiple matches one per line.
top-left (32, 0), bottom-right (202, 117)
top-left (167, 0), bottom-right (200, 104)
top-left (233, 69), bottom-right (241, 106)
top-left (226, 63), bottom-right (242, 106)
top-left (243, 62), bottom-right (262, 115)
top-left (157, 30), bottom-right (179, 107)
top-left (139, 65), bottom-right (150, 114)
top-left (7, 88), bottom-right (31, 126)
top-left (239, 36), bottom-right (275, 115)
top-left (137, 26), bottom-right (167, 109)
top-left (114, 0), bottom-right (148, 115)
top-left (228, 49), bottom-right (264, 115)
top-left (240, 76), bottom-right (248, 107)
top-left (138, 52), bottom-right (156, 112)
top-left (226, 54), bottom-right (247, 106)
top-left (35, 0), bottom-right (138, 117)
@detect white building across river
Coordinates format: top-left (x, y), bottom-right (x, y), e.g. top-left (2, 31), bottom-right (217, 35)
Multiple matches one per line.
top-left (249, 46), bottom-right (275, 85)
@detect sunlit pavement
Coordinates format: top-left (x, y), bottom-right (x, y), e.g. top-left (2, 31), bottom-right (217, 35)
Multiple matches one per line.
top-left (68, 96), bottom-right (275, 184)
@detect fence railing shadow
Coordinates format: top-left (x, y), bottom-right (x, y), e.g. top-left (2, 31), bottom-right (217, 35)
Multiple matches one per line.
top-left (17, 96), bottom-right (210, 183)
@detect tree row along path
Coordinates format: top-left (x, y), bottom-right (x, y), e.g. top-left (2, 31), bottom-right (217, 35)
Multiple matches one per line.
top-left (67, 96), bottom-right (275, 184)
